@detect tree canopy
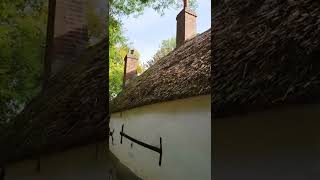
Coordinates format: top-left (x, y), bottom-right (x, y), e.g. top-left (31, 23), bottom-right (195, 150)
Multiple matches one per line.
top-left (145, 37), bottom-right (176, 68)
top-left (0, 0), bottom-right (48, 122)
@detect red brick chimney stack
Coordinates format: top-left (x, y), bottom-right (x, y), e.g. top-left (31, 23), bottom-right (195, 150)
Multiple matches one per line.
top-left (123, 49), bottom-right (138, 87)
top-left (50, 0), bottom-right (89, 76)
top-left (44, 0), bottom-right (107, 88)
top-left (176, 0), bottom-right (197, 48)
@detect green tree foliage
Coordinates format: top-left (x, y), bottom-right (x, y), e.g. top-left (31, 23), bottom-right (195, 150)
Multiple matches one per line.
top-left (86, 0), bottom-right (108, 45)
top-left (109, 42), bottom-right (129, 100)
top-left (109, 13), bottom-right (127, 100)
top-left (109, 0), bottom-right (197, 100)
top-left (110, 0), bottom-right (197, 17)
top-left (145, 37), bottom-right (176, 68)
top-left (0, 0), bottom-right (47, 122)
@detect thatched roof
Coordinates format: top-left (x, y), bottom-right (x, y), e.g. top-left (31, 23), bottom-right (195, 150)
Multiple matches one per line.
top-left (212, 0), bottom-right (320, 117)
top-left (110, 0), bottom-right (320, 116)
top-left (110, 29), bottom-right (211, 113)
top-left (0, 38), bottom-right (108, 164)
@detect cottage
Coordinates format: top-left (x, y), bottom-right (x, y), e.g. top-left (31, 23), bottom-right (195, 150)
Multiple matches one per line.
top-left (213, 0), bottom-right (320, 179)
top-left (109, 2), bottom-right (211, 180)
top-left (2, 0), bottom-right (318, 179)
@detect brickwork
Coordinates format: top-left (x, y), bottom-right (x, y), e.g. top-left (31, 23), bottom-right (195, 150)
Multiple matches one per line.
top-left (176, 8), bottom-right (197, 48)
top-left (51, 0), bottom-right (89, 76)
top-left (123, 50), bottom-right (138, 87)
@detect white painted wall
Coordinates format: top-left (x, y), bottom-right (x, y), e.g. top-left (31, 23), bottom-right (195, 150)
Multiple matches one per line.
top-left (109, 95), bottom-right (211, 180)
top-left (5, 141), bottom-right (114, 180)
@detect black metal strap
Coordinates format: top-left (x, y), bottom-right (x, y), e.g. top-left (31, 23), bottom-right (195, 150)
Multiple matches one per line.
top-left (109, 129), bottom-right (115, 145)
top-left (120, 124), bottom-right (163, 166)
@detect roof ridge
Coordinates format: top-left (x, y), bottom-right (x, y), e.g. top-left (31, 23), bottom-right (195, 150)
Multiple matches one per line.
top-left (110, 29), bottom-right (211, 113)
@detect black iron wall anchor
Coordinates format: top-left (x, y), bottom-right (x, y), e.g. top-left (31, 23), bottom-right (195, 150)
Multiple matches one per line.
top-left (109, 129), bottom-right (115, 145)
top-left (120, 124), bottom-right (163, 166)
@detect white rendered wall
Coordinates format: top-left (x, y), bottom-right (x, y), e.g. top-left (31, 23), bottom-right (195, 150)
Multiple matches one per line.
top-left (5, 141), bottom-right (113, 180)
top-left (109, 95), bottom-right (211, 180)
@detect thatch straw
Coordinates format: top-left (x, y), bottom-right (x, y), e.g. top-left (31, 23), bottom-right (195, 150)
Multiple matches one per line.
top-left (212, 0), bottom-right (320, 117)
top-left (110, 29), bottom-right (211, 113)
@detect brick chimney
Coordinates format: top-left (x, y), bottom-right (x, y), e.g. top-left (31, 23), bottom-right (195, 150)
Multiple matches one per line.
top-left (43, 0), bottom-right (107, 88)
top-left (49, 0), bottom-right (88, 76)
top-left (123, 49), bottom-right (138, 87)
top-left (176, 0), bottom-right (197, 48)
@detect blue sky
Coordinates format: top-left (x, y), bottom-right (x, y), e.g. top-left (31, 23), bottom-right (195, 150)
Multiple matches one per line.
top-left (121, 0), bottom-right (211, 64)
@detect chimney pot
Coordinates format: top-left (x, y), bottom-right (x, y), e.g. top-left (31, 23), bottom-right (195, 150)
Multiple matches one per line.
top-left (183, 0), bottom-right (189, 8)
